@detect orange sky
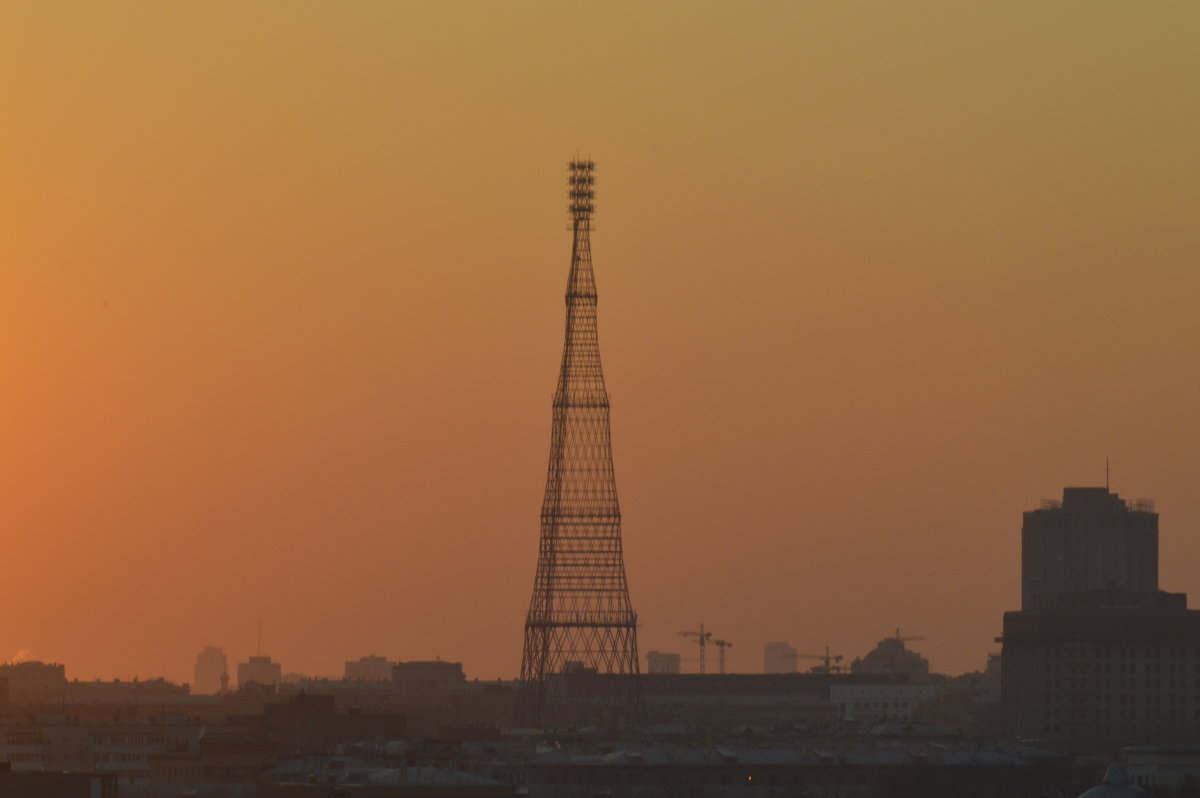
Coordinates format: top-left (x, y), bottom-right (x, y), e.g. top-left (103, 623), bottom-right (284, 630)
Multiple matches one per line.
top-left (1, 2), bottom-right (1198, 684)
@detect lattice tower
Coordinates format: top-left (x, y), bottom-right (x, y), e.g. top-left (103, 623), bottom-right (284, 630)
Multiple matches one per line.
top-left (514, 159), bottom-right (645, 728)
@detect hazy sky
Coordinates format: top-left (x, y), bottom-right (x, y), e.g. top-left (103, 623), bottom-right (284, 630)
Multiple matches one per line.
top-left (2, 2), bottom-right (1198, 683)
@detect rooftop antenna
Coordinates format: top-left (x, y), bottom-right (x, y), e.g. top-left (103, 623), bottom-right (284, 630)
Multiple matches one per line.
top-left (257, 621), bottom-right (262, 656)
top-left (1106, 457), bottom-right (1110, 491)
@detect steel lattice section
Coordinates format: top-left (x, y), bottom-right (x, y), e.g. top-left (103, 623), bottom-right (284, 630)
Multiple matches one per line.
top-left (514, 160), bottom-right (645, 729)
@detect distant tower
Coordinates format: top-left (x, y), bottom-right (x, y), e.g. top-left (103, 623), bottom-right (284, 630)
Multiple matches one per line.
top-left (193, 646), bottom-right (228, 695)
top-left (515, 159), bottom-right (645, 728)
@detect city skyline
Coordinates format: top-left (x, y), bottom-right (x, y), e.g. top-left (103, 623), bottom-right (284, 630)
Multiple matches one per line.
top-left (2, 2), bottom-right (1199, 686)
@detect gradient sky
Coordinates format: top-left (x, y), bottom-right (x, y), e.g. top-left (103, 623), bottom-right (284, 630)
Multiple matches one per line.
top-left (2, 2), bottom-right (1198, 684)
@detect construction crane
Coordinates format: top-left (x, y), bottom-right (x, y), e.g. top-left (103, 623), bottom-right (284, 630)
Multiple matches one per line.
top-left (678, 624), bottom-right (713, 673)
top-left (788, 645), bottom-right (844, 674)
top-left (712, 639), bottom-right (733, 674)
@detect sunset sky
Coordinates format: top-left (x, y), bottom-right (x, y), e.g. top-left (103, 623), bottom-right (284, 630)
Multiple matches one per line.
top-left (2, 2), bottom-right (1198, 684)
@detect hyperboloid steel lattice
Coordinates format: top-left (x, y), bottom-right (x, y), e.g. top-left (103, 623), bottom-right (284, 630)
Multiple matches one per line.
top-left (514, 160), bottom-right (645, 729)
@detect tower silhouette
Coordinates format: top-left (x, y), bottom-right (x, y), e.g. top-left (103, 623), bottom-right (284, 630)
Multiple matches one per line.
top-left (515, 160), bottom-right (645, 728)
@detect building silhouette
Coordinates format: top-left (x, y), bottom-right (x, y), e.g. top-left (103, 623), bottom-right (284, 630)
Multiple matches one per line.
top-left (1022, 487), bottom-right (1158, 611)
top-left (0, 661), bottom-right (67, 704)
top-left (850, 637), bottom-right (930, 679)
top-left (1001, 486), bottom-right (1200, 745)
top-left (392, 660), bottom-right (466, 693)
top-left (514, 160), bottom-right (644, 728)
top-left (763, 641), bottom-right (798, 674)
top-left (237, 655), bottom-right (281, 690)
top-left (646, 652), bottom-right (681, 675)
top-left (344, 655), bottom-right (395, 682)
top-left (193, 646), bottom-right (228, 695)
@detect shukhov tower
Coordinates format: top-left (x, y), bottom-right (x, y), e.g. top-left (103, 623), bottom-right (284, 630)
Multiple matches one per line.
top-left (515, 160), bottom-right (645, 728)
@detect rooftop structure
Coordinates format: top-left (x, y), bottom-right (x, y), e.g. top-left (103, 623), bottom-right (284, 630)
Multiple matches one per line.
top-left (237, 656), bottom-right (281, 690)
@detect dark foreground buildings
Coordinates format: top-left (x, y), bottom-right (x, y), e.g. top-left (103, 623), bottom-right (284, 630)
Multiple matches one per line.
top-left (0, 768), bottom-right (116, 798)
top-left (1001, 487), bottom-right (1200, 747)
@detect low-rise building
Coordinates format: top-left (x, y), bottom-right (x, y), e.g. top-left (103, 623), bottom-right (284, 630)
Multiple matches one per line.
top-left (393, 661), bottom-right (466, 693)
top-left (831, 683), bottom-right (938, 721)
top-left (646, 651), bottom-right (681, 674)
top-left (0, 718), bottom-right (202, 788)
top-left (1122, 745), bottom-right (1200, 792)
top-left (0, 661), bottom-right (67, 704)
top-left (346, 654), bottom-right (396, 681)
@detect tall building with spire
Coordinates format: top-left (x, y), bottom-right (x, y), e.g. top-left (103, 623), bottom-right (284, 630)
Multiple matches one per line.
top-left (514, 160), bottom-right (644, 728)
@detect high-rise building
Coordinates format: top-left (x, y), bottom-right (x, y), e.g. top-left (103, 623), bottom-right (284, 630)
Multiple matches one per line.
top-left (515, 160), bottom-right (644, 728)
top-left (193, 646), bottom-right (228, 694)
top-left (1022, 487), bottom-right (1158, 610)
top-left (1001, 486), bottom-right (1200, 745)
top-left (763, 642), bottom-right (798, 674)
top-left (237, 655), bottom-right (281, 690)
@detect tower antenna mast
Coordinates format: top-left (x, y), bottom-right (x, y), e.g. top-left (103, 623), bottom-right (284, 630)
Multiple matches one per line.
top-left (515, 159), bottom-right (645, 728)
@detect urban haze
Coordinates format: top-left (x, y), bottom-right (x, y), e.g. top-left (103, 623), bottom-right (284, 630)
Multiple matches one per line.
top-left (1, 2), bottom-right (1198, 797)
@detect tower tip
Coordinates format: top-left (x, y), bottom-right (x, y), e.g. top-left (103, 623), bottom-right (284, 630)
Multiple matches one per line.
top-left (568, 159), bottom-right (596, 224)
